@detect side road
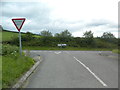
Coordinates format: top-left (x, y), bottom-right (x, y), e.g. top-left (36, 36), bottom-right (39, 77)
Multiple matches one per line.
top-left (12, 50), bottom-right (118, 88)
top-left (24, 50), bottom-right (118, 88)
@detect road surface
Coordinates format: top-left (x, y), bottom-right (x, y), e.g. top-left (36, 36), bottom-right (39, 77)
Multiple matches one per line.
top-left (24, 50), bottom-right (118, 88)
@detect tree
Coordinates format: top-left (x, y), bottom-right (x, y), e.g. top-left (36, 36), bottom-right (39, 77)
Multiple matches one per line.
top-left (54, 33), bottom-right (60, 37)
top-left (40, 30), bottom-right (53, 37)
top-left (83, 30), bottom-right (93, 38)
top-left (83, 30), bottom-right (94, 47)
top-left (22, 32), bottom-right (33, 41)
top-left (101, 32), bottom-right (116, 44)
top-left (55, 30), bottom-right (72, 38)
top-left (101, 32), bottom-right (115, 39)
top-left (54, 30), bottom-right (72, 43)
top-left (60, 30), bottom-right (72, 37)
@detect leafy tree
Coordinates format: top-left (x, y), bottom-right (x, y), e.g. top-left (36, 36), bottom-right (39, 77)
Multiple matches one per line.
top-left (40, 30), bottom-right (53, 37)
top-left (83, 30), bottom-right (94, 47)
top-left (101, 32), bottom-right (115, 39)
top-left (101, 32), bottom-right (116, 44)
top-left (60, 30), bottom-right (72, 37)
top-left (22, 32), bottom-right (33, 41)
top-left (54, 30), bottom-right (72, 43)
top-left (83, 30), bottom-right (93, 38)
top-left (54, 33), bottom-right (60, 37)
top-left (55, 30), bottom-right (72, 37)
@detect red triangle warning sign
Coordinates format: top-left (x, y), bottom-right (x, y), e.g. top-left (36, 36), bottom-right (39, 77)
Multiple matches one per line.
top-left (12, 18), bottom-right (26, 31)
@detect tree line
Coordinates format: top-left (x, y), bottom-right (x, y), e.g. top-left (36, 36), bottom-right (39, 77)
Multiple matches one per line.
top-left (9, 30), bottom-right (118, 49)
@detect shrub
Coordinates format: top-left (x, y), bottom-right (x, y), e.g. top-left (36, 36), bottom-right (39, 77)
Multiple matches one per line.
top-left (2, 44), bottom-right (19, 55)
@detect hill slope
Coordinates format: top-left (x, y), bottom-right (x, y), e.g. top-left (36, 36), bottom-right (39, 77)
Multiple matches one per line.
top-left (1, 29), bottom-right (40, 42)
top-left (2, 30), bottom-right (19, 41)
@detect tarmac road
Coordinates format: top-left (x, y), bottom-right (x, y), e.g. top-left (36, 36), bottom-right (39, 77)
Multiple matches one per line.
top-left (24, 50), bottom-right (118, 88)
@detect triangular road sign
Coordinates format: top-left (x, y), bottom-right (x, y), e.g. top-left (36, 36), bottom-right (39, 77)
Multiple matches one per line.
top-left (12, 18), bottom-right (26, 31)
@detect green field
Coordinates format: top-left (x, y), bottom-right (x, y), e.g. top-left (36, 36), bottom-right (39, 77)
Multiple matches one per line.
top-left (2, 30), bottom-right (40, 42)
top-left (2, 30), bottom-right (18, 41)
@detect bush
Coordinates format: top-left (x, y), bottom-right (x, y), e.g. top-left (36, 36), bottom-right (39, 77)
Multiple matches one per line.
top-left (2, 44), bottom-right (19, 55)
top-left (9, 36), bottom-right (19, 46)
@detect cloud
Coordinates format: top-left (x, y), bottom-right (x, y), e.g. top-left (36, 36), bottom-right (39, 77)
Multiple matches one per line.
top-left (1, 2), bottom-right (53, 32)
top-left (1, 0), bottom-right (118, 38)
top-left (2, 2), bottom-right (52, 24)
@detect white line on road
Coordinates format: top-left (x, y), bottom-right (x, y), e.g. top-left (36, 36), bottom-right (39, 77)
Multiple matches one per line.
top-left (54, 51), bottom-right (61, 54)
top-left (28, 51), bottom-right (54, 53)
top-left (73, 56), bottom-right (108, 87)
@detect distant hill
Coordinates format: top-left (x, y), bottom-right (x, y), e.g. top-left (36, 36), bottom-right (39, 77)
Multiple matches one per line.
top-left (0, 25), bottom-right (40, 42)
top-left (2, 29), bottom-right (19, 42)
top-left (1, 28), bottom-right (40, 42)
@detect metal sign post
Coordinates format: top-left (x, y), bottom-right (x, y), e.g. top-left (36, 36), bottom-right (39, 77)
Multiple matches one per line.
top-left (19, 31), bottom-right (22, 55)
top-left (12, 18), bottom-right (26, 56)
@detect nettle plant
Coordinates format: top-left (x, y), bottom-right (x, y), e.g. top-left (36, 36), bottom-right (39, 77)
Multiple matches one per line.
top-left (2, 44), bottom-right (19, 56)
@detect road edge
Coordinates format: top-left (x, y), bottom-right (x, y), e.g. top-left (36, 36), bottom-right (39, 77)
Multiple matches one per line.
top-left (12, 57), bottom-right (42, 88)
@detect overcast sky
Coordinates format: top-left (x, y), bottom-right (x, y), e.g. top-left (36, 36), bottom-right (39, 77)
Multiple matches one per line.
top-left (1, 0), bottom-right (119, 37)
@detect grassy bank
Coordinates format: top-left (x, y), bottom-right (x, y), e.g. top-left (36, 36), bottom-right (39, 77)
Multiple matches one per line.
top-left (1, 30), bottom-right (40, 42)
top-left (2, 30), bottom-right (18, 41)
top-left (0, 56), bottom-right (2, 90)
top-left (0, 43), bottom-right (2, 89)
top-left (112, 49), bottom-right (120, 54)
top-left (2, 53), bottom-right (34, 88)
top-left (23, 46), bottom-right (113, 51)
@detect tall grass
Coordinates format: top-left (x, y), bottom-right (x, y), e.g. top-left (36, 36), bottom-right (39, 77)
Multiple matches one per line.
top-left (2, 53), bottom-right (34, 88)
top-left (112, 49), bottom-right (120, 54)
top-left (0, 43), bottom-right (2, 89)
top-left (2, 44), bottom-right (19, 55)
top-left (0, 56), bottom-right (2, 90)
top-left (2, 44), bottom-right (35, 88)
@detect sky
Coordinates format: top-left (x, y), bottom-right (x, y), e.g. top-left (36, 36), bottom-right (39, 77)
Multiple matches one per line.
top-left (1, 0), bottom-right (119, 37)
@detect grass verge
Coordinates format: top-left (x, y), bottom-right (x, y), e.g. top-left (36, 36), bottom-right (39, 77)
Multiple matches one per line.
top-left (112, 49), bottom-right (120, 54)
top-left (0, 56), bottom-right (2, 90)
top-left (23, 46), bottom-right (112, 51)
top-left (2, 53), bottom-right (35, 88)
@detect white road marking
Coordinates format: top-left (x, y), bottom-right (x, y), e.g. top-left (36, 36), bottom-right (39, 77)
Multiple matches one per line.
top-left (29, 51), bottom-right (54, 53)
top-left (73, 56), bottom-right (108, 87)
top-left (54, 51), bottom-right (61, 54)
